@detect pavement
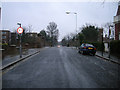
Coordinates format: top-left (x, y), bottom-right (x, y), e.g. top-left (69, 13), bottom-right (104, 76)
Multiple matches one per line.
top-left (96, 51), bottom-right (120, 64)
top-left (72, 47), bottom-right (120, 65)
top-left (2, 46), bottom-right (120, 88)
top-left (2, 48), bottom-right (41, 68)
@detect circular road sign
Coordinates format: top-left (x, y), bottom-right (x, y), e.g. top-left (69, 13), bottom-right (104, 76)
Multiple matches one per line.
top-left (17, 27), bottom-right (23, 34)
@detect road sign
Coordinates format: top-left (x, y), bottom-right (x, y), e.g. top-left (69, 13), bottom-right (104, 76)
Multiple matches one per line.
top-left (17, 27), bottom-right (23, 34)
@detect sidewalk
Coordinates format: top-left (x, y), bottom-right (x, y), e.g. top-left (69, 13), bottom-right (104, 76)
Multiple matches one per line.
top-left (71, 46), bottom-right (120, 64)
top-left (96, 51), bottom-right (120, 64)
top-left (2, 48), bottom-right (41, 68)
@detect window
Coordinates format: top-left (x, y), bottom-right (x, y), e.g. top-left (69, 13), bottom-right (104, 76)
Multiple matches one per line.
top-left (2, 36), bottom-right (6, 39)
top-left (2, 32), bottom-right (6, 34)
top-left (85, 44), bottom-right (93, 47)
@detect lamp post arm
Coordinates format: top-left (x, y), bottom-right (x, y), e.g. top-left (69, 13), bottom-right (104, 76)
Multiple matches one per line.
top-left (75, 13), bottom-right (77, 34)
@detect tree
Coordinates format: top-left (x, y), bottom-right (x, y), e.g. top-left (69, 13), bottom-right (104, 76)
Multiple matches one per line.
top-left (77, 33), bottom-right (85, 45)
top-left (47, 22), bottom-right (59, 46)
top-left (81, 25), bottom-right (99, 42)
top-left (38, 30), bottom-right (47, 46)
top-left (61, 33), bottom-right (76, 46)
top-left (61, 37), bottom-right (67, 46)
top-left (38, 30), bottom-right (47, 38)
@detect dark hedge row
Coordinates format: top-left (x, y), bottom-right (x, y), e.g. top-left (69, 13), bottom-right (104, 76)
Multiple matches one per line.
top-left (86, 40), bottom-right (120, 55)
top-left (110, 40), bottom-right (120, 54)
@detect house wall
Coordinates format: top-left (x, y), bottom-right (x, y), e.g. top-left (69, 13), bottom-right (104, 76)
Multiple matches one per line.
top-left (115, 22), bottom-right (120, 40)
top-left (114, 3), bottom-right (120, 40)
top-left (0, 30), bottom-right (11, 44)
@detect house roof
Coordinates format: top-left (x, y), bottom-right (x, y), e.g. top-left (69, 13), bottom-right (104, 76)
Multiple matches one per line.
top-left (0, 30), bottom-right (10, 32)
top-left (117, 6), bottom-right (120, 16)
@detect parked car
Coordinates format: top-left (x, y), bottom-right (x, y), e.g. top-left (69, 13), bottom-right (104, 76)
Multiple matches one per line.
top-left (78, 43), bottom-right (96, 56)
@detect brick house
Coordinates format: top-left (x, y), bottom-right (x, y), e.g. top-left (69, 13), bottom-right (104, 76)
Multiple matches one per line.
top-left (0, 30), bottom-right (11, 44)
top-left (114, 2), bottom-right (120, 40)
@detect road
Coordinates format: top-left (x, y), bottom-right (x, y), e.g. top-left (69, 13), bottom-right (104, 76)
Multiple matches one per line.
top-left (2, 46), bottom-right (120, 88)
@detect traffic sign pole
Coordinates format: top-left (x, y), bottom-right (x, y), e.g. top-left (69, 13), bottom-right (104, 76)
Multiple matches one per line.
top-left (17, 27), bottom-right (23, 58)
top-left (20, 34), bottom-right (22, 58)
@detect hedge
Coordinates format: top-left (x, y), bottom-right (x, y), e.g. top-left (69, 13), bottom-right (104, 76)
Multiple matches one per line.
top-left (110, 40), bottom-right (120, 54)
top-left (84, 40), bottom-right (120, 54)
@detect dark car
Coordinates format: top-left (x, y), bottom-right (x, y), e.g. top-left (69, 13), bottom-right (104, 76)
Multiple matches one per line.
top-left (78, 43), bottom-right (96, 55)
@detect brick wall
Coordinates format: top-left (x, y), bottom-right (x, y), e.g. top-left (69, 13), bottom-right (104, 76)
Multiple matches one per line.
top-left (115, 22), bottom-right (120, 40)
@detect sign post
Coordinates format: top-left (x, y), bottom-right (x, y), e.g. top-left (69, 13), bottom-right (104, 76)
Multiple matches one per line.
top-left (17, 27), bottom-right (23, 58)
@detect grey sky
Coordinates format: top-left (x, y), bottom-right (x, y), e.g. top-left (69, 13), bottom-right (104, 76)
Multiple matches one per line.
top-left (1, 2), bottom-right (118, 41)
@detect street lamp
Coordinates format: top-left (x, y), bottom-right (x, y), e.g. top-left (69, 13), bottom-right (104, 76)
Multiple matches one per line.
top-left (17, 22), bottom-right (21, 27)
top-left (108, 25), bottom-right (114, 59)
top-left (66, 11), bottom-right (70, 14)
top-left (66, 11), bottom-right (78, 47)
top-left (17, 22), bottom-right (22, 58)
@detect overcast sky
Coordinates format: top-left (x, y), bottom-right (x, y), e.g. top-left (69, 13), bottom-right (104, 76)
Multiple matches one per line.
top-left (1, 1), bottom-right (119, 41)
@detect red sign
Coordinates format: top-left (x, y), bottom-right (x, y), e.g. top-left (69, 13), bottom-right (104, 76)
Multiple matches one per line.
top-left (17, 27), bottom-right (23, 34)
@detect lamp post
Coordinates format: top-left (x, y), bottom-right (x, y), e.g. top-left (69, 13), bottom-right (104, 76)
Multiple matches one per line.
top-left (17, 22), bottom-right (22, 58)
top-left (108, 25), bottom-right (113, 59)
top-left (66, 11), bottom-right (78, 48)
top-left (101, 32), bottom-right (103, 56)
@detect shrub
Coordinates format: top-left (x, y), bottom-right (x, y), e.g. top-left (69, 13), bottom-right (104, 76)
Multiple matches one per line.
top-left (110, 40), bottom-right (120, 54)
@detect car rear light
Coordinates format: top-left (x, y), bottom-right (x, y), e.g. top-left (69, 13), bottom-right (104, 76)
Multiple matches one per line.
top-left (84, 47), bottom-right (86, 49)
top-left (94, 48), bottom-right (96, 50)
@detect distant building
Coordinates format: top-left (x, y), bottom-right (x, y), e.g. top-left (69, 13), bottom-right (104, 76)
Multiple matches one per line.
top-left (10, 32), bottom-right (18, 45)
top-left (114, 2), bottom-right (120, 40)
top-left (26, 32), bottom-right (38, 38)
top-left (0, 30), bottom-right (11, 44)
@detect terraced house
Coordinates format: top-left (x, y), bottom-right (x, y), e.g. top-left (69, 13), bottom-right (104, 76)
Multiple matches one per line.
top-left (114, 2), bottom-right (120, 40)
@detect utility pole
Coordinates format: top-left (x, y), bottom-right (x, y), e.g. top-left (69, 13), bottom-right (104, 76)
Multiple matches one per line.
top-left (101, 31), bottom-right (103, 56)
top-left (66, 11), bottom-right (78, 48)
top-left (75, 12), bottom-right (78, 48)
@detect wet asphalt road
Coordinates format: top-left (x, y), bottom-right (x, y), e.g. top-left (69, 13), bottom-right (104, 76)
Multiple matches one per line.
top-left (2, 46), bottom-right (120, 88)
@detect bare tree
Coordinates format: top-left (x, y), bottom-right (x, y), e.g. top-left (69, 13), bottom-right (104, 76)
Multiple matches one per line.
top-left (28, 24), bottom-right (32, 33)
top-left (103, 22), bottom-right (115, 39)
top-left (47, 22), bottom-right (59, 46)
